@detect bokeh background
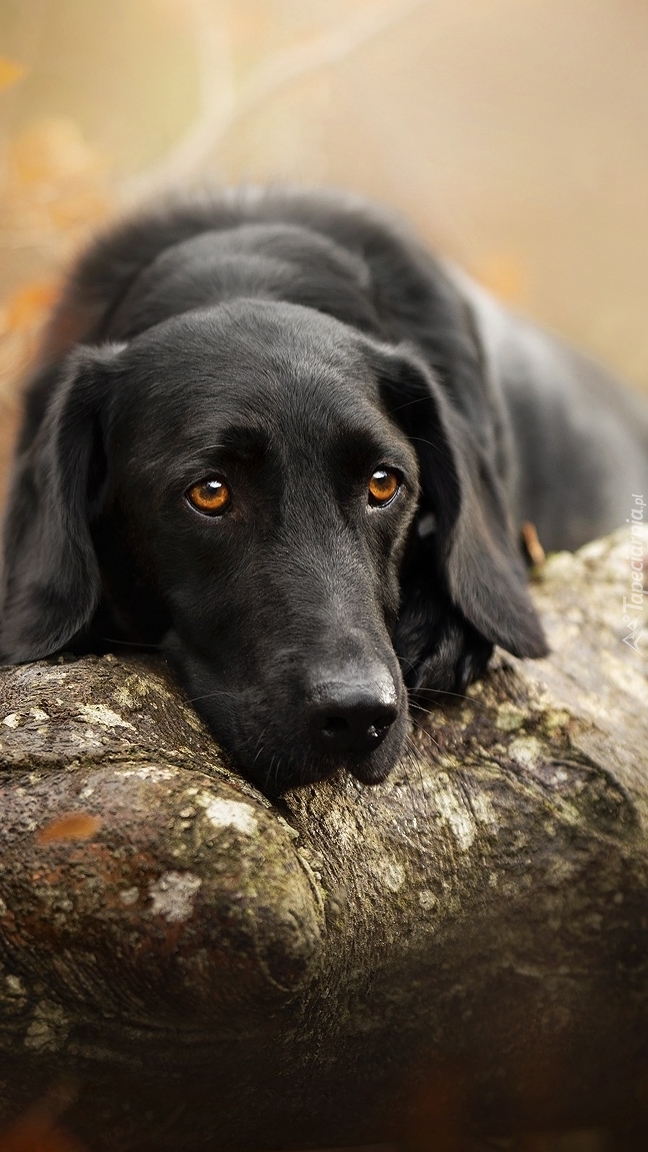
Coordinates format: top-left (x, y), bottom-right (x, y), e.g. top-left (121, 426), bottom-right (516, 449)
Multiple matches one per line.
top-left (1, 0), bottom-right (648, 480)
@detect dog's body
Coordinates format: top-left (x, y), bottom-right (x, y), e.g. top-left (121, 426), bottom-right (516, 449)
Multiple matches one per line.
top-left (2, 188), bottom-right (647, 790)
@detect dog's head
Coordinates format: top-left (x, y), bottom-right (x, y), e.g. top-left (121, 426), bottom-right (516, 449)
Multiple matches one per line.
top-left (0, 300), bottom-right (545, 791)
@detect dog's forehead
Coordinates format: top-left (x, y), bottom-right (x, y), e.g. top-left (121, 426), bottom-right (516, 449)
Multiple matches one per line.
top-left (115, 301), bottom-right (392, 448)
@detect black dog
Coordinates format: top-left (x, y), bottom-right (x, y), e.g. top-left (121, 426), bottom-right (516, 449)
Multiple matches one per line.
top-left (2, 188), bottom-right (647, 791)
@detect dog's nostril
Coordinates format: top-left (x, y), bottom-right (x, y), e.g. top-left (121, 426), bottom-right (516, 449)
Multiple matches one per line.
top-left (320, 713), bottom-right (393, 743)
top-left (371, 714), bottom-right (394, 739)
top-left (310, 691), bottom-right (398, 756)
top-left (321, 716), bottom-right (349, 740)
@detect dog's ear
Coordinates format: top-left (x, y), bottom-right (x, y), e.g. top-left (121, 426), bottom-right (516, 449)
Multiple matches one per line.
top-left (370, 341), bottom-right (547, 660)
top-left (0, 343), bottom-right (124, 663)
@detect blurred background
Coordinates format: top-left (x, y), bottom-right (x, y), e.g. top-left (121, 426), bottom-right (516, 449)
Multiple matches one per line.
top-left (0, 0), bottom-right (647, 497)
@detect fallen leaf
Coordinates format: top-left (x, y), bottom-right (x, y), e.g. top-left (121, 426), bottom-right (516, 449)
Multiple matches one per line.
top-left (521, 520), bottom-right (547, 569)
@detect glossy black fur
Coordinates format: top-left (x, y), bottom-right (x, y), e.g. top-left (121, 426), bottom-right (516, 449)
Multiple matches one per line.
top-left (2, 188), bottom-right (647, 791)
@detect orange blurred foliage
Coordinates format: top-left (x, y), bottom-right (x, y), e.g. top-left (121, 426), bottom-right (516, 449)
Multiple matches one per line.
top-left (3, 117), bottom-right (111, 237)
top-left (0, 112), bottom-right (113, 507)
top-left (0, 115), bottom-right (113, 484)
top-left (406, 1065), bottom-right (468, 1152)
top-left (0, 1117), bottom-right (84, 1152)
top-left (0, 58), bottom-right (27, 94)
top-left (0, 1083), bottom-right (83, 1152)
top-left (0, 278), bottom-right (61, 442)
top-left (472, 252), bottom-right (528, 306)
top-left (9, 119), bottom-right (107, 188)
top-left (2, 282), bottom-right (59, 335)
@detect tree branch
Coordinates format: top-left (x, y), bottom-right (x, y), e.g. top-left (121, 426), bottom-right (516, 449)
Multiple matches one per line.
top-left (0, 529), bottom-right (646, 1150)
top-left (121, 0), bottom-right (430, 204)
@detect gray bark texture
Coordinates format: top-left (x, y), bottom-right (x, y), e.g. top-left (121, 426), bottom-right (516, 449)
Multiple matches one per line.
top-left (0, 529), bottom-right (646, 1151)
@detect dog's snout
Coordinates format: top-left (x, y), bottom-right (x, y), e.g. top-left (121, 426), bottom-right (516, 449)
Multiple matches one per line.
top-left (306, 673), bottom-right (399, 756)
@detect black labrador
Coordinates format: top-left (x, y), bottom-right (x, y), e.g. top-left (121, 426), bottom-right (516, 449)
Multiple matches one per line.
top-left (1, 187), bottom-right (647, 791)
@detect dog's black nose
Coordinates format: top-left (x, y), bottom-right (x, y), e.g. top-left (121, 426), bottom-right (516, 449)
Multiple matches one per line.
top-left (307, 679), bottom-right (398, 756)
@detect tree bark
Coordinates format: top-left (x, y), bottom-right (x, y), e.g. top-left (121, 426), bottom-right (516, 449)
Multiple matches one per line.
top-left (0, 530), bottom-right (646, 1150)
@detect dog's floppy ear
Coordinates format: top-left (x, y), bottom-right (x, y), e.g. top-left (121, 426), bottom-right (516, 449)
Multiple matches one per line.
top-left (371, 341), bottom-right (547, 659)
top-left (0, 343), bottom-right (124, 663)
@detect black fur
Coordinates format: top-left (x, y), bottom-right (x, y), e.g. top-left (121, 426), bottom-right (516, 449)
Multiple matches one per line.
top-left (2, 187), bottom-right (647, 792)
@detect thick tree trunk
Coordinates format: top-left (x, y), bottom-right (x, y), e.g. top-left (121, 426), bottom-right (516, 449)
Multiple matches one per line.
top-left (0, 530), bottom-right (646, 1150)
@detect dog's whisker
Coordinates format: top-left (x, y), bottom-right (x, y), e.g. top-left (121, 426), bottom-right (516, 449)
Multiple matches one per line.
top-left (389, 395), bottom-right (433, 415)
top-left (184, 687), bottom-right (242, 704)
top-left (252, 731), bottom-right (268, 767)
top-left (273, 757), bottom-right (283, 793)
top-left (404, 435), bottom-right (445, 456)
top-left (407, 714), bottom-right (442, 753)
top-left (409, 687), bottom-right (491, 711)
top-left (264, 754), bottom-right (281, 794)
top-left (232, 726), bottom-right (263, 754)
top-left (402, 735), bottom-right (430, 820)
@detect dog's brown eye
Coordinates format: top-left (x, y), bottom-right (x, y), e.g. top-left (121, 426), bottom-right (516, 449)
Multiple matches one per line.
top-left (368, 468), bottom-right (400, 507)
top-left (186, 477), bottom-right (230, 515)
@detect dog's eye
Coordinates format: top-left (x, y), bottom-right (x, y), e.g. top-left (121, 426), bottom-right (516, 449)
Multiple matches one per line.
top-left (368, 468), bottom-right (401, 507)
top-left (186, 476), bottom-right (231, 516)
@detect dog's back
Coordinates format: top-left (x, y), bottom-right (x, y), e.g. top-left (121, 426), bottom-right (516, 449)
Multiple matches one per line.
top-left (20, 186), bottom-right (648, 551)
top-left (451, 268), bottom-right (648, 549)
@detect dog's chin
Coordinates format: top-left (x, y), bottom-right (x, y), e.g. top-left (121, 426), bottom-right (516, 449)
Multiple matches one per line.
top-left (166, 637), bottom-right (408, 794)
top-left (231, 719), bottom-right (407, 795)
